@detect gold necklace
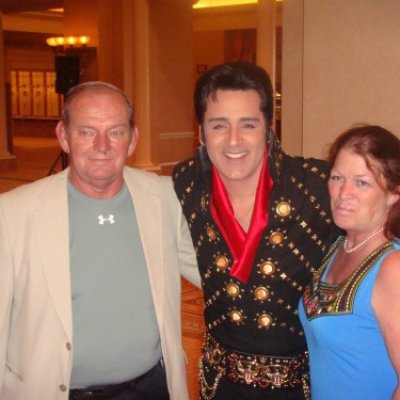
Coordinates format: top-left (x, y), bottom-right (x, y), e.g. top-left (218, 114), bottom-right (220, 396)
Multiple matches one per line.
top-left (343, 227), bottom-right (384, 254)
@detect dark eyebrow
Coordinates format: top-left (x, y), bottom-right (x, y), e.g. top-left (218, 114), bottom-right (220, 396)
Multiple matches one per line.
top-left (206, 117), bottom-right (261, 123)
top-left (206, 117), bottom-right (228, 123)
top-left (239, 117), bottom-right (260, 123)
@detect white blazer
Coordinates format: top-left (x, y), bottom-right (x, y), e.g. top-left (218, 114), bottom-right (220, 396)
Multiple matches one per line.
top-left (0, 167), bottom-right (200, 400)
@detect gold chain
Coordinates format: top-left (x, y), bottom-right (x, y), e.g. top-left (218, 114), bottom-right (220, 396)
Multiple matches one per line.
top-left (302, 373), bottom-right (311, 400)
top-left (198, 358), bottom-right (225, 400)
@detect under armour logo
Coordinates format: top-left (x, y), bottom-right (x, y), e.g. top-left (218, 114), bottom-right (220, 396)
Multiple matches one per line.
top-left (98, 214), bottom-right (115, 225)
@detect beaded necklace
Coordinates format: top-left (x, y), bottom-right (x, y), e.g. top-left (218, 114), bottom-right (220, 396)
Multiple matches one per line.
top-left (343, 227), bottom-right (384, 254)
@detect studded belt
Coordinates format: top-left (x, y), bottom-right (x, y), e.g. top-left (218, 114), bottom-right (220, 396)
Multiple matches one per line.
top-left (199, 331), bottom-right (310, 399)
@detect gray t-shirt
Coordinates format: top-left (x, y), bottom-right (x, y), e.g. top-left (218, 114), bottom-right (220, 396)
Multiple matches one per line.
top-left (68, 181), bottom-right (161, 388)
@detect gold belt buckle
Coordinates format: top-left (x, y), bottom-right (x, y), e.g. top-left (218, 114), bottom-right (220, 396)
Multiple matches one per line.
top-left (260, 364), bottom-right (291, 387)
top-left (235, 359), bottom-right (259, 385)
top-left (232, 359), bottom-right (291, 388)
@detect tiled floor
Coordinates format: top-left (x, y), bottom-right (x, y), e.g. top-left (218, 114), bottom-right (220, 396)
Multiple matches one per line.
top-left (0, 136), bottom-right (204, 400)
top-left (0, 136), bottom-right (63, 192)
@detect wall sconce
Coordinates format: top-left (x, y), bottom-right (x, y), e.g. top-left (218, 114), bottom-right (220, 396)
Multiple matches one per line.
top-left (46, 36), bottom-right (92, 48)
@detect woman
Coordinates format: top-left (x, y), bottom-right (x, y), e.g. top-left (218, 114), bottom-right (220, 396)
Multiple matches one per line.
top-left (299, 125), bottom-right (400, 399)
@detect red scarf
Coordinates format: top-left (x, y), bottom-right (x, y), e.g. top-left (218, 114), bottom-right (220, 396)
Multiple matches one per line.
top-left (210, 156), bottom-right (273, 283)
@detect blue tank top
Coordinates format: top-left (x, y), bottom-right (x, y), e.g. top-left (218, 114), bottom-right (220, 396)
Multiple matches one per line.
top-left (298, 239), bottom-right (400, 400)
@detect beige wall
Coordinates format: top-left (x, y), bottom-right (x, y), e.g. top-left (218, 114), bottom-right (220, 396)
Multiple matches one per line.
top-left (193, 4), bottom-right (257, 74)
top-left (97, 0), bottom-right (124, 86)
top-left (194, 30), bottom-right (224, 72)
top-left (148, 0), bottom-right (195, 167)
top-left (282, 0), bottom-right (400, 158)
top-left (6, 48), bottom-right (54, 71)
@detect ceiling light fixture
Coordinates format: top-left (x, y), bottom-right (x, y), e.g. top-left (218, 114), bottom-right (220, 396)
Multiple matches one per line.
top-left (46, 36), bottom-right (91, 47)
top-left (193, 0), bottom-right (257, 9)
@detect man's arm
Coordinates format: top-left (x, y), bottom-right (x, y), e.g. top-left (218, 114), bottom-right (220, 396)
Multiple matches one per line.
top-left (177, 208), bottom-right (201, 288)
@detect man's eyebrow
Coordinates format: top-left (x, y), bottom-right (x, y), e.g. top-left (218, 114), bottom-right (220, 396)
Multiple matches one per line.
top-left (107, 124), bottom-right (130, 130)
top-left (76, 124), bottom-right (94, 129)
top-left (206, 117), bottom-right (228, 122)
top-left (75, 123), bottom-right (129, 129)
top-left (206, 116), bottom-right (260, 122)
top-left (239, 117), bottom-right (260, 122)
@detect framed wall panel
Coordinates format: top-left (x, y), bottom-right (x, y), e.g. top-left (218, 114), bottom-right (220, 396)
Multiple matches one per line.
top-left (18, 71), bottom-right (32, 116)
top-left (10, 70), bottom-right (18, 115)
top-left (11, 70), bottom-right (63, 119)
top-left (46, 71), bottom-right (61, 117)
top-left (32, 71), bottom-right (45, 117)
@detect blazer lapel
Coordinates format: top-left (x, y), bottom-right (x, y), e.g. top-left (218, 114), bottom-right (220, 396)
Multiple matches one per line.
top-left (34, 171), bottom-right (73, 337)
top-left (124, 169), bottom-right (165, 327)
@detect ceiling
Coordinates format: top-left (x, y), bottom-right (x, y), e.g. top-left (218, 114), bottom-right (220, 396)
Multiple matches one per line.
top-left (3, 30), bottom-right (51, 50)
top-left (0, 0), bottom-right (63, 14)
top-left (0, 0), bottom-right (264, 14)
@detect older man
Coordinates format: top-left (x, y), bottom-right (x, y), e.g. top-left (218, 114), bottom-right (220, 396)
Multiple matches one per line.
top-left (0, 81), bottom-right (199, 400)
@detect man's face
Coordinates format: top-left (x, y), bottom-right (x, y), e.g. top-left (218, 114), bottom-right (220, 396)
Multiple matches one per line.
top-left (56, 91), bottom-right (137, 198)
top-left (202, 89), bottom-right (267, 191)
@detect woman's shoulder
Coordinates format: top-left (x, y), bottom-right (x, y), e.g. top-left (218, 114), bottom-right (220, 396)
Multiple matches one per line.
top-left (376, 245), bottom-right (400, 286)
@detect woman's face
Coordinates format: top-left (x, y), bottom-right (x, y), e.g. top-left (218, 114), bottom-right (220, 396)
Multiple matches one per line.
top-left (328, 148), bottom-right (398, 235)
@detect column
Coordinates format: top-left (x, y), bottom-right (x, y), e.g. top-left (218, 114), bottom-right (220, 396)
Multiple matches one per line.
top-left (64, 0), bottom-right (99, 82)
top-left (256, 0), bottom-right (276, 82)
top-left (146, 0), bottom-right (195, 171)
top-left (0, 12), bottom-right (16, 171)
top-left (281, 0), bottom-right (304, 156)
top-left (129, 0), bottom-right (155, 169)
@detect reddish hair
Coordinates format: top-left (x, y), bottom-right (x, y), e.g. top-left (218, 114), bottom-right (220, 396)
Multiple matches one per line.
top-left (329, 125), bottom-right (400, 239)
